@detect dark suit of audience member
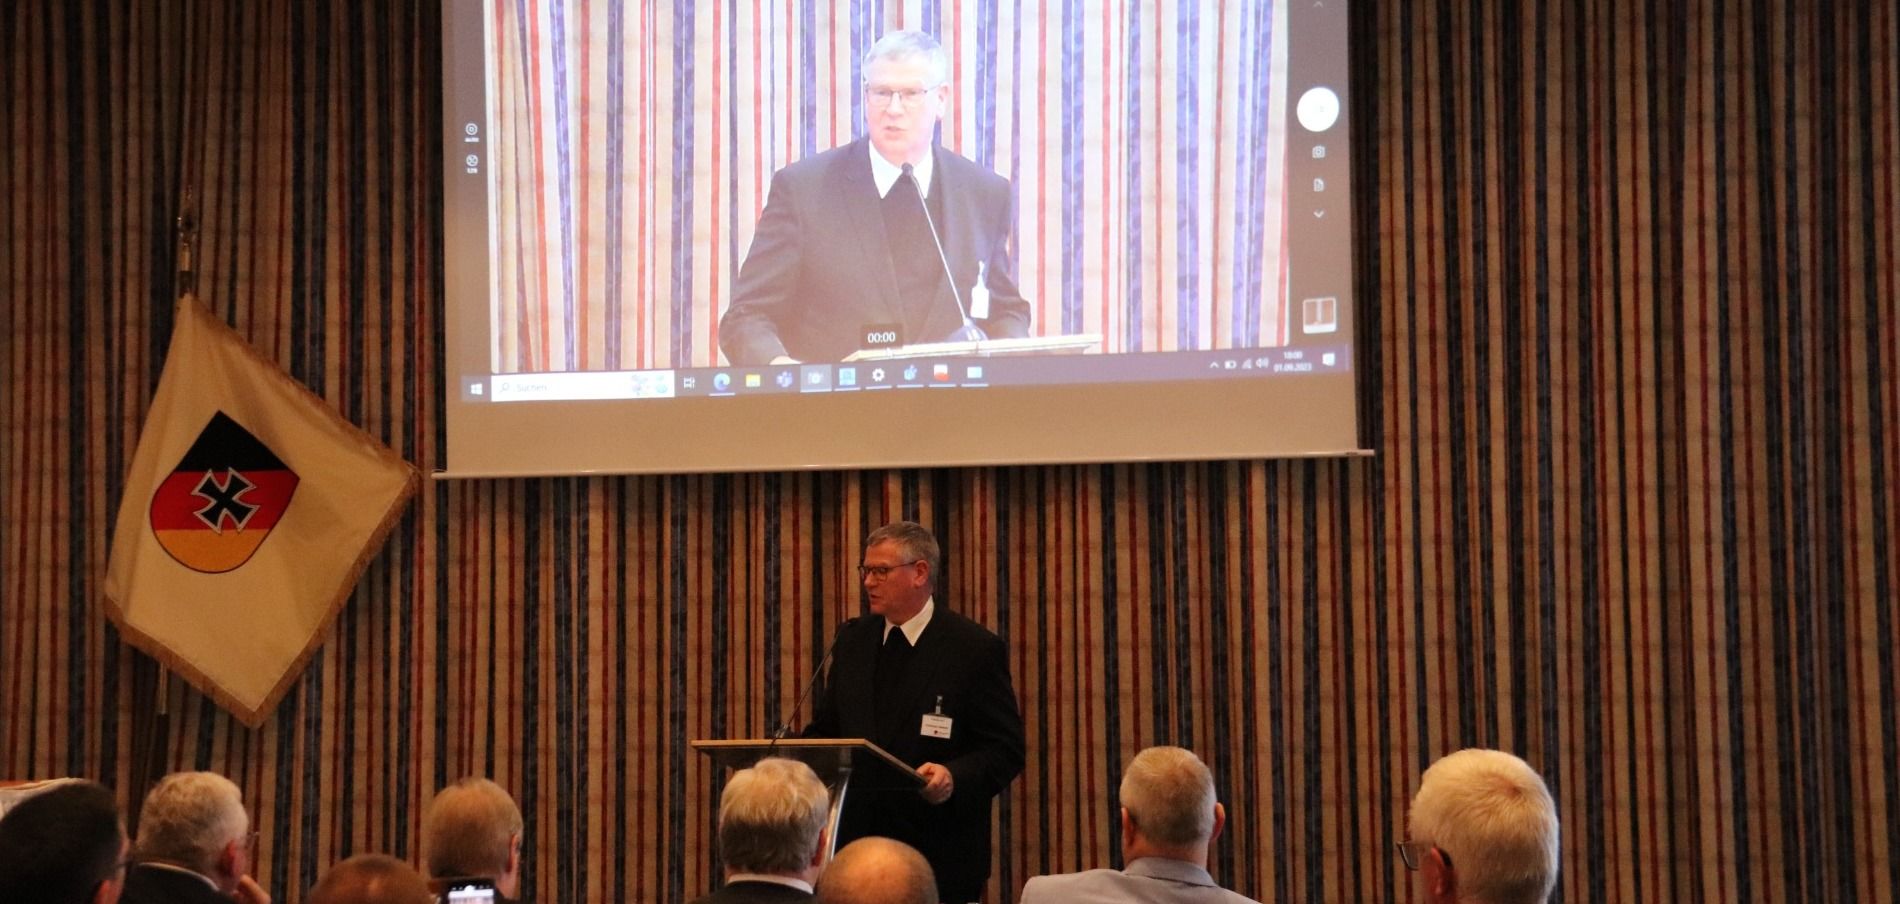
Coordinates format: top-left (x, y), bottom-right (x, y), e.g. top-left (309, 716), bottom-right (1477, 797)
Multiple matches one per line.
top-left (803, 522), bottom-right (1025, 903)
top-left (692, 879), bottom-right (816, 904)
top-left (121, 865), bottom-right (234, 904)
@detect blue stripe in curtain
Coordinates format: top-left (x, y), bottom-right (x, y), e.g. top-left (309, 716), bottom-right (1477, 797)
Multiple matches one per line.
top-left (549, 1), bottom-right (578, 370)
top-left (1122, 0), bottom-right (1144, 351)
top-left (669, 0), bottom-right (695, 365)
top-left (800, 0), bottom-right (818, 160)
top-left (604, 2), bottom-right (625, 369)
top-left (1059, 0), bottom-right (1084, 335)
top-left (1174, 4), bottom-right (1200, 349)
top-left (973, 0), bottom-right (997, 171)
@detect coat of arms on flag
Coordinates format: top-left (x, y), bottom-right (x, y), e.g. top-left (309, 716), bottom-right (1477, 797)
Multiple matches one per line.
top-left (105, 296), bottom-right (417, 727)
top-left (149, 412), bottom-right (300, 573)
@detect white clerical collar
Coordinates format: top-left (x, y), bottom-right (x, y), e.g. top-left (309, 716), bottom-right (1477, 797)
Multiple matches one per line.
top-left (727, 873), bottom-right (815, 894)
top-left (883, 597), bottom-right (935, 647)
top-left (870, 144), bottom-right (934, 200)
top-left (135, 861), bottom-right (221, 892)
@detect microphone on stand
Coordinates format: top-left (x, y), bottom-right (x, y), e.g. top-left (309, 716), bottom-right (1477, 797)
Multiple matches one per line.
top-left (769, 614), bottom-right (865, 750)
top-left (902, 163), bottom-right (987, 343)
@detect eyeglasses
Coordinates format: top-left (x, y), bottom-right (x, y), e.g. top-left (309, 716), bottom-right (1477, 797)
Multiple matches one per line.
top-left (857, 560), bottom-right (919, 581)
top-left (865, 84), bottom-right (941, 110)
top-left (1395, 839), bottom-right (1451, 871)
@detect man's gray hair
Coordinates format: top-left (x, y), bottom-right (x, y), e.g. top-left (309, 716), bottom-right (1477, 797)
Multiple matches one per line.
top-left (717, 758), bottom-right (831, 875)
top-left (864, 521), bottom-right (941, 588)
top-left (1118, 746), bottom-right (1218, 847)
top-left (1409, 749), bottom-right (1560, 904)
top-left (423, 777), bottom-right (523, 880)
top-left (135, 772), bottom-right (247, 875)
top-left (861, 30), bottom-right (950, 87)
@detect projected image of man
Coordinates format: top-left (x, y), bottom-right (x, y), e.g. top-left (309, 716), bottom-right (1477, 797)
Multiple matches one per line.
top-left (718, 30), bottom-right (1032, 366)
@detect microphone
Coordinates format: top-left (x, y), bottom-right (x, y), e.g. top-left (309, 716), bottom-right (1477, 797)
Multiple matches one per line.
top-left (901, 163), bottom-right (987, 343)
top-left (770, 614), bottom-right (865, 748)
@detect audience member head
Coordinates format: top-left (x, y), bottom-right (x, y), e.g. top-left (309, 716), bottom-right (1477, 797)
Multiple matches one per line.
top-left (306, 854), bottom-right (433, 904)
top-left (813, 837), bottom-right (935, 904)
top-left (0, 781), bottom-right (128, 904)
top-left (1117, 746), bottom-right (1225, 867)
top-left (717, 758), bottom-right (830, 882)
top-left (135, 771), bottom-right (251, 894)
top-left (1405, 749), bottom-right (1560, 904)
top-left (423, 777), bottom-right (524, 898)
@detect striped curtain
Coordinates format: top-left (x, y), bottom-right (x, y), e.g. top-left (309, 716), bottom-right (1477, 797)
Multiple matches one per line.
top-left (3, 2), bottom-right (1896, 904)
top-left (483, 0), bottom-right (1289, 372)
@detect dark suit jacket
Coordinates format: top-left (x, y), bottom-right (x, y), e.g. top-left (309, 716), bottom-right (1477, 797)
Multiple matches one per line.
top-left (801, 607), bottom-right (1026, 902)
top-left (687, 879), bottom-right (814, 904)
top-left (120, 864), bottom-right (231, 904)
top-left (718, 138), bottom-right (1032, 365)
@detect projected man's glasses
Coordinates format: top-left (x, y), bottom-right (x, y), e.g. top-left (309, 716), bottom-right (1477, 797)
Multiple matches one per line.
top-left (866, 84), bottom-right (940, 110)
top-left (858, 560), bottom-right (919, 580)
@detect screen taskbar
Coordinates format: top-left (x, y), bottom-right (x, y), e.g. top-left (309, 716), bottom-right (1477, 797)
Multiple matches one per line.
top-left (458, 346), bottom-right (1354, 403)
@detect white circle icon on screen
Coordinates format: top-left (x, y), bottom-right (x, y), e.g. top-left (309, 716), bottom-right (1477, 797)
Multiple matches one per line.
top-left (1296, 87), bottom-right (1341, 132)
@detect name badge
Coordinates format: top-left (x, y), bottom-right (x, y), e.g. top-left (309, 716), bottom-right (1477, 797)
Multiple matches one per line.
top-left (920, 713), bottom-right (954, 739)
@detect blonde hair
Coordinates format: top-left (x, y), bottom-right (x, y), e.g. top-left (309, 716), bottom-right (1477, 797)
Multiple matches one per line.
top-left (1118, 746), bottom-right (1217, 847)
top-left (423, 778), bottom-right (522, 880)
top-left (1409, 749), bottom-right (1560, 904)
top-left (717, 758), bottom-right (830, 874)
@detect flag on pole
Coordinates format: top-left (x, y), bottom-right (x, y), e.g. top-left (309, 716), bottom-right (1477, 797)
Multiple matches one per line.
top-left (105, 296), bottom-right (418, 727)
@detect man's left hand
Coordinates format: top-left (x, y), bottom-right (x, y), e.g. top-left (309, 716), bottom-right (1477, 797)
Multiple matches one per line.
top-left (917, 762), bottom-right (954, 804)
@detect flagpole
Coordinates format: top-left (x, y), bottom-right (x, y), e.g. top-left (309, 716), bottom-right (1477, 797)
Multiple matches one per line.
top-left (131, 186), bottom-right (195, 833)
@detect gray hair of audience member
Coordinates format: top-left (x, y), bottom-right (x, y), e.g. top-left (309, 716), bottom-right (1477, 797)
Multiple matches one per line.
top-left (814, 837), bottom-right (936, 904)
top-left (305, 854), bottom-right (434, 904)
top-left (422, 777), bottom-right (523, 880)
top-left (861, 30), bottom-right (950, 87)
top-left (864, 521), bottom-right (942, 587)
top-left (717, 758), bottom-right (831, 874)
top-left (1118, 746), bottom-right (1218, 847)
top-left (0, 781), bottom-right (125, 904)
top-left (1409, 749), bottom-right (1560, 904)
top-left (135, 771), bottom-right (247, 875)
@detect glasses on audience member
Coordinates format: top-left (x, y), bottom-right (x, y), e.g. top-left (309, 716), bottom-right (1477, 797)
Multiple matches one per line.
top-left (865, 84), bottom-right (941, 110)
top-left (858, 560), bottom-right (919, 581)
top-left (1395, 839), bottom-right (1451, 871)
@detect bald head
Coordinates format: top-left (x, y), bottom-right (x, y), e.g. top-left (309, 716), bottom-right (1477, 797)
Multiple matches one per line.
top-left (814, 838), bottom-right (935, 904)
top-left (305, 855), bottom-right (433, 904)
top-left (423, 778), bottom-right (522, 896)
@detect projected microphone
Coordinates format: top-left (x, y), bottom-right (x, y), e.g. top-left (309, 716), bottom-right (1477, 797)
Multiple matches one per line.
top-left (902, 163), bottom-right (987, 343)
top-left (769, 614), bottom-right (865, 748)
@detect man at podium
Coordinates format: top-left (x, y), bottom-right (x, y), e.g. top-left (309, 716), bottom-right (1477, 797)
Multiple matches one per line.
top-left (801, 521), bottom-right (1025, 904)
top-left (717, 30), bottom-right (1032, 366)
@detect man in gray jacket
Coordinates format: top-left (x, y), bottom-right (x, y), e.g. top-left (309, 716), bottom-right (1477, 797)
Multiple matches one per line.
top-left (1019, 747), bottom-right (1260, 904)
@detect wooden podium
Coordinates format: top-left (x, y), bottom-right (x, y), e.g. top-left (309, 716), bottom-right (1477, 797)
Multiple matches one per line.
top-left (691, 738), bottom-right (922, 859)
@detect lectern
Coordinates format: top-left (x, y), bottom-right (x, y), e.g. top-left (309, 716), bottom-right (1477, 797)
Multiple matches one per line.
top-left (692, 738), bottom-right (922, 859)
